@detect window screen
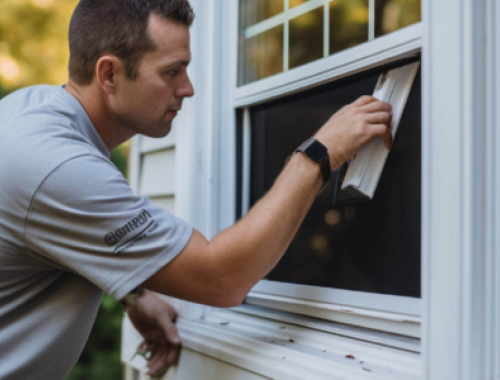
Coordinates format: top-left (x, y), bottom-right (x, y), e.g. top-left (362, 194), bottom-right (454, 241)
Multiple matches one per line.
top-left (245, 61), bottom-right (421, 298)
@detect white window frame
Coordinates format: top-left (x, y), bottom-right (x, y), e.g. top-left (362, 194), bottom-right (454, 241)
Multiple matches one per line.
top-left (219, 0), bottom-right (423, 338)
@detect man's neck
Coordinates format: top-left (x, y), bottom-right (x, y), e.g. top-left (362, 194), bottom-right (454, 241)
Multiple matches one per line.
top-left (64, 80), bottom-right (135, 151)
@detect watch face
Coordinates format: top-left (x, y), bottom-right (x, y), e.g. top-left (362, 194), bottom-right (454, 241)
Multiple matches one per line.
top-left (304, 139), bottom-right (328, 162)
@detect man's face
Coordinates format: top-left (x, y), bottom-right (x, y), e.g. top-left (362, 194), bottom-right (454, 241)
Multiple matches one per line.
top-left (111, 14), bottom-right (194, 138)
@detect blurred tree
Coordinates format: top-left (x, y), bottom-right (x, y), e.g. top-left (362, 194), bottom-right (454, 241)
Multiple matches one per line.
top-left (0, 0), bottom-right (77, 90)
top-left (0, 1), bottom-right (127, 379)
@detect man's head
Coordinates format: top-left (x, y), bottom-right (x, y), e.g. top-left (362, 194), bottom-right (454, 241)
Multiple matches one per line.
top-left (68, 0), bottom-right (195, 139)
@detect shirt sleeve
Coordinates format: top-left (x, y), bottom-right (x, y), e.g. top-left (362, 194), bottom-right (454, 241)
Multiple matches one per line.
top-left (24, 155), bottom-right (193, 300)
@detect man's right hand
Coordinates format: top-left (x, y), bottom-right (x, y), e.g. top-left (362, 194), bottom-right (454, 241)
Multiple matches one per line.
top-left (314, 95), bottom-right (393, 169)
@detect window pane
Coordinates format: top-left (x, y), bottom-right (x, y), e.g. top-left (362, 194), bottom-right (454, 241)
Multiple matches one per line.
top-left (289, 0), bottom-right (310, 9)
top-left (239, 25), bottom-right (284, 86)
top-left (240, 0), bottom-right (284, 28)
top-left (249, 63), bottom-right (421, 298)
top-left (289, 7), bottom-right (324, 70)
top-left (375, 0), bottom-right (421, 37)
top-left (330, 0), bottom-right (369, 55)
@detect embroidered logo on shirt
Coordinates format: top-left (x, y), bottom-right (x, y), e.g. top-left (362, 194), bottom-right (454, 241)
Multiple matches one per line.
top-left (114, 221), bottom-right (159, 255)
top-left (104, 209), bottom-right (152, 246)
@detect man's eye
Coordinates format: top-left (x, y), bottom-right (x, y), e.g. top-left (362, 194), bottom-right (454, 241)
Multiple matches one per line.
top-left (167, 70), bottom-right (180, 77)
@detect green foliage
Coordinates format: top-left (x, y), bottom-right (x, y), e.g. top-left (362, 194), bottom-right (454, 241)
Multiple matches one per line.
top-left (67, 295), bottom-right (124, 380)
top-left (111, 143), bottom-right (131, 178)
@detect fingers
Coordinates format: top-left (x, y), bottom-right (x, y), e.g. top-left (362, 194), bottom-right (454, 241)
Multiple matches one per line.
top-left (370, 124), bottom-right (393, 149)
top-left (146, 344), bottom-right (181, 377)
top-left (364, 111), bottom-right (392, 125)
top-left (360, 99), bottom-right (392, 114)
top-left (158, 315), bottom-right (182, 346)
top-left (147, 345), bottom-right (168, 377)
top-left (167, 344), bottom-right (181, 366)
top-left (354, 95), bottom-right (378, 106)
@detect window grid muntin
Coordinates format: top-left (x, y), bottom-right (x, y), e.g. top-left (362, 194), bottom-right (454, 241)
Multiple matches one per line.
top-left (241, 0), bottom-right (374, 84)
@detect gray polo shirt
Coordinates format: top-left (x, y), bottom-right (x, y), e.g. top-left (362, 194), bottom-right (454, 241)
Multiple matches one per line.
top-left (0, 85), bottom-right (193, 379)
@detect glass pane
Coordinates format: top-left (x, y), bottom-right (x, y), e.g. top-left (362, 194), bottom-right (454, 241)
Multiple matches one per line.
top-left (329, 0), bottom-right (369, 55)
top-left (375, 0), bottom-right (421, 37)
top-left (249, 64), bottom-right (421, 298)
top-left (240, 0), bottom-right (284, 28)
top-left (239, 25), bottom-right (284, 86)
top-left (289, 0), bottom-right (310, 9)
top-left (289, 7), bottom-right (324, 70)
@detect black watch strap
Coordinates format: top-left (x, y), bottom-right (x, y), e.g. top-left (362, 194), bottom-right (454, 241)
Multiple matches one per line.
top-left (295, 138), bottom-right (331, 190)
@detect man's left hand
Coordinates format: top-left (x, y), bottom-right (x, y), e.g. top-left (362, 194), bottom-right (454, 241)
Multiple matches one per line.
top-left (126, 289), bottom-right (182, 377)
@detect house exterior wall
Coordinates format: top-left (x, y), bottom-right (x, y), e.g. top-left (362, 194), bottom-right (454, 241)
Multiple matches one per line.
top-left (122, 0), bottom-right (500, 379)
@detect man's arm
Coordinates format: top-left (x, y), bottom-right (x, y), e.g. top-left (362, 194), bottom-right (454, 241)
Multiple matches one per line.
top-left (142, 96), bottom-right (393, 307)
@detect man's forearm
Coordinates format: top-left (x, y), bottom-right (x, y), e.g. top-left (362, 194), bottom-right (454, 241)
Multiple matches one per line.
top-left (208, 152), bottom-right (322, 295)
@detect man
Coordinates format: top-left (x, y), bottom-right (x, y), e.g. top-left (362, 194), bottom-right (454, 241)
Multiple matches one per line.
top-left (0, 0), bottom-right (393, 378)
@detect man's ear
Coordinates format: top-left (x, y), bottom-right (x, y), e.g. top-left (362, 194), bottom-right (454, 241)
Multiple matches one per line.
top-left (95, 55), bottom-right (125, 95)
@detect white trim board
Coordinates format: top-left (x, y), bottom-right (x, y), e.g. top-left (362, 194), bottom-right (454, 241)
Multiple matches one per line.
top-left (421, 0), bottom-right (500, 379)
top-left (342, 62), bottom-right (420, 198)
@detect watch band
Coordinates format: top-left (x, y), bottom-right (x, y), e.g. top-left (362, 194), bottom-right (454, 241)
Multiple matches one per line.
top-left (120, 286), bottom-right (144, 307)
top-left (295, 138), bottom-right (331, 191)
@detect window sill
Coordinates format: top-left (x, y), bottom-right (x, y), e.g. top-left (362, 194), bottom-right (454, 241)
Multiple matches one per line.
top-left (176, 309), bottom-right (421, 380)
top-left (122, 306), bottom-right (420, 379)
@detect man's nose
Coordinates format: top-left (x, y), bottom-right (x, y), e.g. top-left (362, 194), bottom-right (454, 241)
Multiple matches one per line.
top-left (176, 73), bottom-right (195, 98)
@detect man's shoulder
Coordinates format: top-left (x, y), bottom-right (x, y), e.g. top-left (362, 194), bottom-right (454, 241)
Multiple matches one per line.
top-left (0, 85), bottom-right (105, 209)
top-left (0, 85), bottom-right (59, 114)
top-left (0, 85), bottom-right (76, 125)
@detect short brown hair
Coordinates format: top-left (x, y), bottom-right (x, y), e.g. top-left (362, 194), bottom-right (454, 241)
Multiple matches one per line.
top-left (68, 0), bottom-right (194, 85)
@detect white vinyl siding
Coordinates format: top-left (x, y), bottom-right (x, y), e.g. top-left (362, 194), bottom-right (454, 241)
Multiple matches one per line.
top-left (139, 149), bottom-right (176, 197)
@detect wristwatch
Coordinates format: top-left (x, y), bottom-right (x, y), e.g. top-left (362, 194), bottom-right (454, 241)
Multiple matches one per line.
top-left (294, 138), bottom-right (331, 191)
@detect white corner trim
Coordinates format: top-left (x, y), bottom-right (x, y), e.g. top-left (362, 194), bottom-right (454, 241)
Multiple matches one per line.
top-left (422, 0), bottom-right (500, 379)
top-left (176, 309), bottom-right (421, 380)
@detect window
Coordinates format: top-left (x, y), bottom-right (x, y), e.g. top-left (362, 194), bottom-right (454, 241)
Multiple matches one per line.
top-left (238, 0), bottom-right (421, 85)
top-left (221, 0), bottom-right (423, 337)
